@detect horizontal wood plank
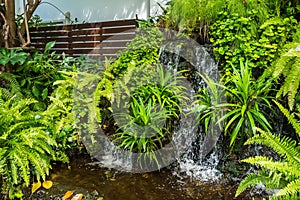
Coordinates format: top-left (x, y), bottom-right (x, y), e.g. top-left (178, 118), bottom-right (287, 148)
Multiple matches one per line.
top-left (32, 41), bottom-right (130, 49)
top-left (51, 48), bottom-right (124, 55)
top-left (30, 19), bottom-right (137, 32)
top-left (31, 34), bottom-right (135, 44)
top-left (30, 27), bottom-right (135, 37)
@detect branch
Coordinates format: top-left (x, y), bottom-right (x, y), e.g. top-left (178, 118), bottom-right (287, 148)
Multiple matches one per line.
top-left (20, 0), bottom-right (41, 36)
top-left (23, 0), bottom-right (30, 46)
top-left (0, 11), bottom-right (9, 48)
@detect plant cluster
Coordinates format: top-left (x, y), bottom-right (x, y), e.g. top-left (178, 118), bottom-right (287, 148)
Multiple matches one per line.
top-left (0, 95), bottom-right (68, 199)
top-left (210, 12), bottom-right (298, 74)
top-left (236, 102), bottom-right (300, 199)
top-left (0, 42), bottom-right (81, 199)
top-left (194, 61), bottom-right (274, 148)
top-left (112, 65), bottom-right (187, 167)
top-left (164, 0), bottom-right (299, 39)
top-left (110, 24), bottom-right (162, 78)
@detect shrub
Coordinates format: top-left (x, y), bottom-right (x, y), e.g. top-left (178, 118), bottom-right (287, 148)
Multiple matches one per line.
top-left (0, 95), bottom-right (68, 199)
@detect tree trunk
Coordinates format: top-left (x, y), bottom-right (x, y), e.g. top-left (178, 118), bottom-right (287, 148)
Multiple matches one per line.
top-left (5, 0), bottom-right (17, 47)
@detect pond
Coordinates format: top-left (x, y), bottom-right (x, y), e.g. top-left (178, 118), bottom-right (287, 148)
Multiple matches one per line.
top-left (29, 156), bottom-right (265, 200)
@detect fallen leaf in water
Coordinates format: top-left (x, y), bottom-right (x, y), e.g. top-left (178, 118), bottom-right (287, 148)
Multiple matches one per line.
top-left (109, 178), bottom-right (116, 181)
top-left (31, 181), bottom-right (41, 194)
top-left (42, 180), bottom-right (53, 189)
top-left (105, 171), bottom-right (112, 179)
top-left (142, 173), bottom-right (149, 178)
top-left (62, 190), bottom-right (75, 200)
top-left (71, 194), bottom-right (83, 200)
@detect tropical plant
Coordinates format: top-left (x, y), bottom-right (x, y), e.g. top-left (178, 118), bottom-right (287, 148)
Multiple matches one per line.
top-left (112, 64), bottom-right (187, 168)
top-left (114, 96), bottom-right (173, 167)
top-left (12, 41), bottom-right (76, 110)
top-left (220, 61), bottom-right (274, 146)
top-left (45, 71), bottom-right (79, 151)
top-left (236, 101), bottom-right (300, 199)
top-left (194, 61), bottom-right (274, 147)
top-left (192, 73), bottom-right (225, 135)
top-left (271, 26), bottom-right (300, 110)
top-left (0, 95), bottom-right (68, 199)
top-left (0, 47), bottom-right (27, 69)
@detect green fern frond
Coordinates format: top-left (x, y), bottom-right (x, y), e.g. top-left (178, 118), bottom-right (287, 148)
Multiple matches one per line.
top-left (276, 179), bottom-right (300, 197)
top-left (10, 149), bottom-right (30, 186)
top-left (242, 156), bottom-right (300, 177)
top-left (0, 73), bottom-right (23, 101)
top-left (274, 101), bottom-right (300, 136)
top-left (235, 173), bottom-right (274, 197)
top-left (272, 41), bottom-right (300, 110)
top-left (25, 150), bottom-right (48, 181)
top-left (10, 161), bottom-right (19, 185)
top-left (246, 128), bottom-right (300, 164)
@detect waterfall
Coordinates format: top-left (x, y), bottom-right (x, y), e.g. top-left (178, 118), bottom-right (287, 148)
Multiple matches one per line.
top-left (74, 30), bottom-right (223, 181)
top-left (159, 41), bottom-right (223, 182)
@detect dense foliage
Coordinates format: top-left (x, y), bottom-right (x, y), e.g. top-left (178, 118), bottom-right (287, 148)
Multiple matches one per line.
top-left (0, 43), bottom-right (78, 199)
top-left (0, 0), bottom-right (299, 198)
top-left (0, 95), bottom-right (68, 199)
top-left (164, 1), bottom-right (300, 198)
top-left (236, 102), bottom-right (300, 199)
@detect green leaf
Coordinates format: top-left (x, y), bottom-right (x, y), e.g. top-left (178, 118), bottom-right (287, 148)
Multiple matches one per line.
top-left (32, 86), bottom-right (40, 98)
top-left (45, 41), bottom-right (56, 52)
top-left (230, 117), bottom-right (244, 146)
top-left (41, 88), bottom-right (48, 100)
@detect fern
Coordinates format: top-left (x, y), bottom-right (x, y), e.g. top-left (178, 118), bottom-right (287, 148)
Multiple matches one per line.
top-left (243, 156), bottom-right (300, 179)
top-left (236, 103), bottom-right (300, 199)
top-left (245, 128), bottom-right (300, 165)
top-left (274, 101), bottom-right (300, 135)
top-left (45, 71), bottom-right (79, 151)
top-left (236, 172), bottom-right (282, 196)
top-left (0, 96), bottom-right (68, 199)
top-left (0, 72), bottom-right (23, 102)
top-left (277, 179), bottom-right (300, 197)
top-left (272, 26), bottom-right (300, 110)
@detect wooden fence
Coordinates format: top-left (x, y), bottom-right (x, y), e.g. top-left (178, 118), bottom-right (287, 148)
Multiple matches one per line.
top-left (29, 19), bottom-right (138, 60)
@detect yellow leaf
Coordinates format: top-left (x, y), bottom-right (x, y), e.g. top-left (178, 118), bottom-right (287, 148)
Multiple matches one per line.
top-left (71, 194), bottom-right (83, 200)
top-left (142, 173), bottom-right (149, 178)
top-left (62, 190), bottom-right (75, 200)
top-left (31, 181), bottom-right (41, 194)
top-left (109, 178), bottom-right (116, 181)
top-left (42, 180), bottom-right (53, 189)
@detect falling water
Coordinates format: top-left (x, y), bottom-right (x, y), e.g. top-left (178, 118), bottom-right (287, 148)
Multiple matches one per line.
top-left (159, 41), bottom-right (223, 182)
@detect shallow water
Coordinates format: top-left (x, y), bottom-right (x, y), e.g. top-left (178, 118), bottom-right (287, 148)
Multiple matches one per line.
top-left (30, 157), bottom-right (264, 200)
